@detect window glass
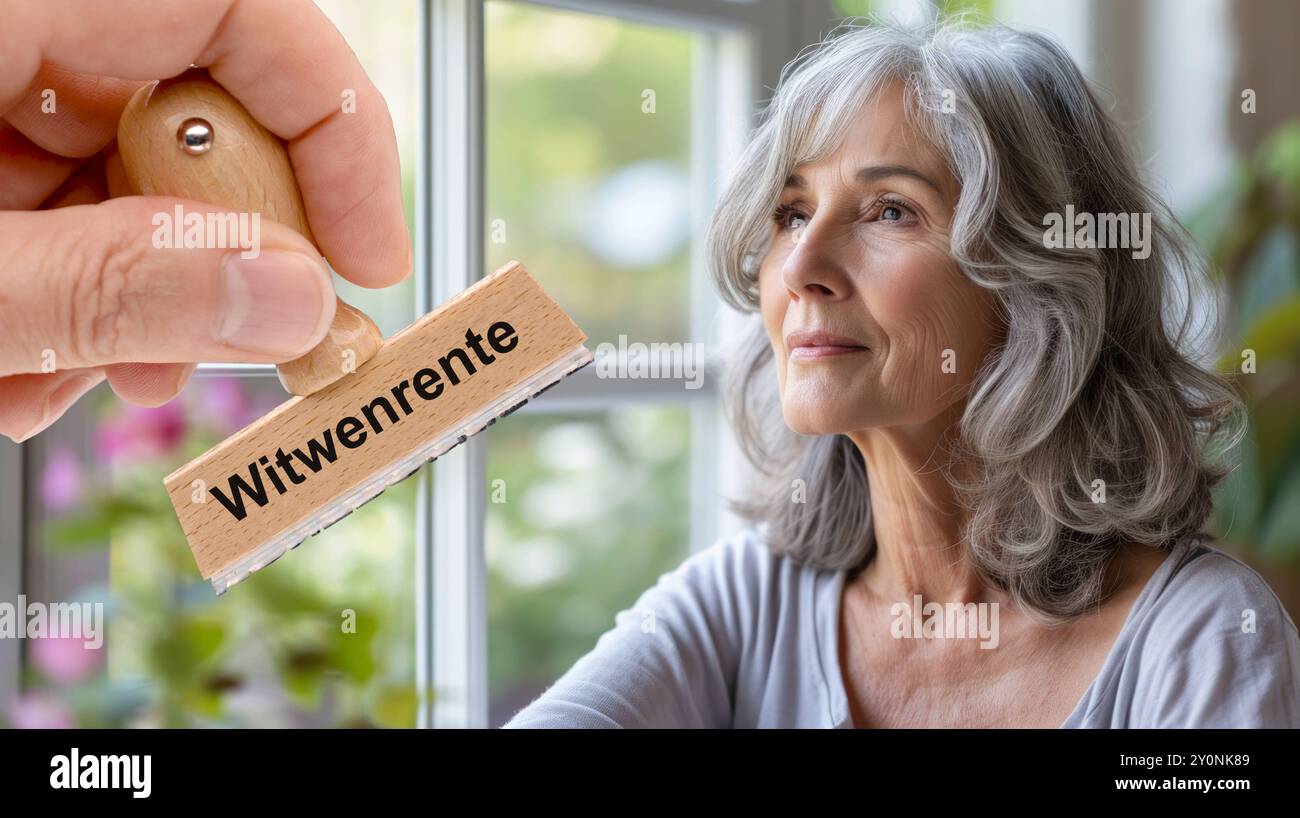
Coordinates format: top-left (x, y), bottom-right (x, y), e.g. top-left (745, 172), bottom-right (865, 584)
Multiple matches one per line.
top-left (484, 0), bottom-right (695, 347)
top-left (483, 1), bottom-right (704, 726)
top-left (484, 408), bottom-right (691, 726)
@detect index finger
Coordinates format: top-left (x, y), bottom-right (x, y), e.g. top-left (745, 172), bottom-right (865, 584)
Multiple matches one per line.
top-left (1, 0), bottom-right (411, 288)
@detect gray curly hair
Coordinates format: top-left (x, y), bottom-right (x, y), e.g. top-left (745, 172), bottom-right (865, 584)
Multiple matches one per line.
top-left (707, 18), bottom-right (1246, 623)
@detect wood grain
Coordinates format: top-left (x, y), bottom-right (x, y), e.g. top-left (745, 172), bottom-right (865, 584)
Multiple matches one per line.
top-left (164, 260), bottom-right (588, 580)
top-left (116, 67), bottom-right (384, 396)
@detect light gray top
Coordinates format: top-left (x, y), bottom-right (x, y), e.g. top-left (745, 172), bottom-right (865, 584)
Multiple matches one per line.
top-left (503, 528), bottom-right (1300, 728)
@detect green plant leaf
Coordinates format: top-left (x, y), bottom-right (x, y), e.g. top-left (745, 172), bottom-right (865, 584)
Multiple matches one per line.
top-left (329, 609), bottom-right (379, 685)
top-left (43, 493), bottom-right (158, 552)
top-left (282, 667), bottom-right (325, 710)
top-left (1219, 296), bottom-right (1300, 372)
top-left (1258, 451), bottom-right (1300, 559)
top-left (371, 683), bottom-right (419, 728)
top-left (147, 617), bottom-right (225, 681)
top-left (44, 512), bottom-right (113, 551)
top-left (1237, 227), bottom-right (1300, 329)
top-left (1215, 425), bottom-right (1263, 544)
top-left (1259, 119), bottom-right (1300, 193)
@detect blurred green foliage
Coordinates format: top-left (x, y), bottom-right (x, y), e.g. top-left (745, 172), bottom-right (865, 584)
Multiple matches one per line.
top-left (20, 0), bottom-right (701, 732)
top-left (481, 2), bottom-right (701, 724)
top-left (834, 0), bottom-right (995, 23)
top-left (484, 409), bottom-right (691, 723)
top-left (483, 1), bottom-right (693, 347)
top-left (26, 380), bottom-right (419, 729)
top-left (1197, 121), bottom-right (1300, 561)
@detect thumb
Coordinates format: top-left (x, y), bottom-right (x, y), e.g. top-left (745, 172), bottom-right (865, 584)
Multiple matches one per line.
top-left (0, 196), bottom-right (336, 377)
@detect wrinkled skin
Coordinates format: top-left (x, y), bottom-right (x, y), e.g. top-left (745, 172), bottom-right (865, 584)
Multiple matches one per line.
top-left (758, 82), bottom-right (1003, 438)
top-left (756, 82), bottom-right (1168, 728)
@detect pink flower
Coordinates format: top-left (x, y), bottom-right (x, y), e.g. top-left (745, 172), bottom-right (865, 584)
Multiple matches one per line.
top-left (8, 692), bottom-right (76, 729)
top-left (248, 394), bottom-right (281, 424)
top-left (95, 400), bottom-right (187, 463)
top-left (31, 635), bottom-right (102, 684)
top-left (193, 376), bottom-right (256, 432)
top-left (41, 447), bottom-right (84, 513)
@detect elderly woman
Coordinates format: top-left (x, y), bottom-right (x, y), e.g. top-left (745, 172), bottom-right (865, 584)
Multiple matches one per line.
top-left (505, 20), bottom-right (1300, 728)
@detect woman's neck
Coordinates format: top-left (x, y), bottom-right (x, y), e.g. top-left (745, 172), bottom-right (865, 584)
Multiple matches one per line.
top-left (846, 402), bottom-right (995, 606)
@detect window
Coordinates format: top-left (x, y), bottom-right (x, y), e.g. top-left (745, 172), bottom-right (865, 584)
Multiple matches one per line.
top-left (3, 0), bottom-right (782, 729)
top-left (425, 0), bottom-right (770, 728)
top-left (484, 0), bottom-right (721, 726)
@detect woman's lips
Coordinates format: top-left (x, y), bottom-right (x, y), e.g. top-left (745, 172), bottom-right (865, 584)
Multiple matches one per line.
top-left (789, 344), bottom-right (867, 360)
top-left (785, 330), bottom-right (869, 361)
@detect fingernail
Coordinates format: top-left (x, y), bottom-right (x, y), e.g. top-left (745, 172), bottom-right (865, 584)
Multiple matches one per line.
top-left (15, 374), bottom-right (99, 443)
top-left (218, 251), bottom-right (334, 357)
top-left (173, 363), bottom-right (198, 397)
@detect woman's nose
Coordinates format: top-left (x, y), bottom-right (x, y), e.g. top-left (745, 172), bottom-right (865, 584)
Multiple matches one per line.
top-left (781, 218), bottom-right (853, 301)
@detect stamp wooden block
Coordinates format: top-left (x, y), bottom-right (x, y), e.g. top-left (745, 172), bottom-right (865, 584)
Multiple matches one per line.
top-left (164, 260), bottom-right (591, 593)
top-left (112, 70), bottom-right (592, 593)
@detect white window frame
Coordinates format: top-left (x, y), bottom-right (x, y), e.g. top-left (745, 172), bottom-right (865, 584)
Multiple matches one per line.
top-left (416, 0), bottom-right (830, 727)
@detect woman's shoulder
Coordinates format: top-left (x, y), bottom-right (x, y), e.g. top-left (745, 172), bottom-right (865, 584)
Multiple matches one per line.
top-left (502, 527), bottom-right (837, 728)
top-left (648, 526), bottom-right (838, 622)
top-left (623, 526), bottom-right (843, 678)
top-left (1123, 536), bottom-right (1300, 727)
top-left (680, 525), bottom-right (833, 578)
top-left (1142, 537), bottom-right (1299, 638)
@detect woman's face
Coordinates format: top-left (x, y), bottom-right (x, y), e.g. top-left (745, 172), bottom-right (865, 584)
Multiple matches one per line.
top-left (758, 82), bottom-right (1003, 436)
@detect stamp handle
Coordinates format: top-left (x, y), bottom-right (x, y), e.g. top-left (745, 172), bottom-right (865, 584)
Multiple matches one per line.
top-left (116, 67), bottom-right (382, 396)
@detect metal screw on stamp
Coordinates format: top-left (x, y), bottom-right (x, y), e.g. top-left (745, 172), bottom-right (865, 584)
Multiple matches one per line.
top-left (116, 67), bottom-right (384, 396)
top-left (177, 118), bottom-right (213, 155)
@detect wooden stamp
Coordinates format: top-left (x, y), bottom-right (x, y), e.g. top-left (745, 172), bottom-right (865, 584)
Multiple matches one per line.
top-left (117, 70), bottom-right (591, 593)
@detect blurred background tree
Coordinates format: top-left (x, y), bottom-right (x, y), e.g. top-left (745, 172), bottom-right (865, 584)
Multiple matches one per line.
top-left (1198, 120), bottom-right (1300, 607)
top-left (12, 379), bottom-right (419, 728)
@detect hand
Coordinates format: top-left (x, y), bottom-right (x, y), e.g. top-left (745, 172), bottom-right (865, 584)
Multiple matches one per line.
top-left (0, 0), bottom-right (412, 442)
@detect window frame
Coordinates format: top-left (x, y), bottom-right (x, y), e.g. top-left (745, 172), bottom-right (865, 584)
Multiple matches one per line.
top-left (419, 0), bottom-right (796, 729)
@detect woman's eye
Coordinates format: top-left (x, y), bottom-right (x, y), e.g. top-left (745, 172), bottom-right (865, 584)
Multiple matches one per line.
top-left (772, 206), bottom-right (809, 232)
top-left (872, 199), bottom-right (915, 225)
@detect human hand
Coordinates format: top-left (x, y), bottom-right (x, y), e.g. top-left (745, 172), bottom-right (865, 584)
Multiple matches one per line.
top-left (0, 0), bottom-right (411, 442)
